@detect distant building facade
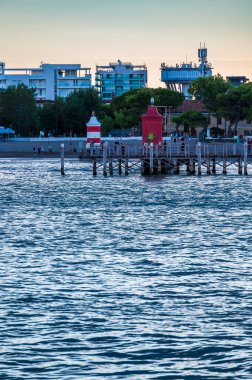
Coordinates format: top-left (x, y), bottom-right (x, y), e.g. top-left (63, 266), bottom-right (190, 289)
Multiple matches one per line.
top-left (226, 76), bottom-right (248, 86)
top-left (0, 62), bottom-right (91, 101)
top-left (95, 60), bottom-right (147, 102)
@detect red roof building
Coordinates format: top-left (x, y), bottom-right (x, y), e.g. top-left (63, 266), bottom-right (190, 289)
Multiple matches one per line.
top-left (173, 100), bottom-right (208, 114)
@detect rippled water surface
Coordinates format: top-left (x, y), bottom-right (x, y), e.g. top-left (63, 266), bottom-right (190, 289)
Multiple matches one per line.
top-left (0, 159), bottom-right (252, 379)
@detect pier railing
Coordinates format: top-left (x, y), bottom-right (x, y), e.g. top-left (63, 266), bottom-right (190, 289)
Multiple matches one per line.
top-left (86, 141), bottom-right (248, 159)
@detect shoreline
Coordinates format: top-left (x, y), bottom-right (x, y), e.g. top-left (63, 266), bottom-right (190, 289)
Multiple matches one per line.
top-left (0, 152), bottom-right (80, 159)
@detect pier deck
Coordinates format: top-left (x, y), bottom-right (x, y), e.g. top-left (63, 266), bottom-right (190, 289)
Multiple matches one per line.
top-left (82, 141), bottom-right (252, 176)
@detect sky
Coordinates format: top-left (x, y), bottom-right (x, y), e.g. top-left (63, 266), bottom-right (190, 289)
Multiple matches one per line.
top-left (0, 0), bottom-right (251, 87)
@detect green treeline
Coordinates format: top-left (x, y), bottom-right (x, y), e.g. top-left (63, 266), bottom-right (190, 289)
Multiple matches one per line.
top-left (0, 76), bottom-right (251, 137)
top-left (188, 75), bottom-right (252, 136)
top-left (0, 85), bottom-right (102, 137)
top-left (0, 85), bottom-right (184, 137)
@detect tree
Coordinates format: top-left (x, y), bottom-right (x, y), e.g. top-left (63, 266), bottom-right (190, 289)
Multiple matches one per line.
top-left (104, 88), bottom-right (184, 132)
top-left (216, 82), bottom-right (252, 136)
top-left (64, 88), bottom-right (102, 136)
top-left (99, 104), bottom-right (117, 135)
top-left (245, 106), bottom-right (252, 123)
top-left (151, 87), bottom-right (185, 108)
top-left (0, 90), bottom-right (4, 125)
top-left (38, 88), bottom-right (102, 137)
top-left (188, 74), bottom-right (231, 113)
top-left (173, 111), bottom-right (208, 136)
top-left (1, 84), bottom-right (39, 136)
top-left (38, 97), bottom-right (65, 136)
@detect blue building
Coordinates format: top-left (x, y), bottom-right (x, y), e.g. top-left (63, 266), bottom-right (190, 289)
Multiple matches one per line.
top-left (160, 44), bottom-right (213, 98)
top-left (95, 60), bottom-right (147, 102)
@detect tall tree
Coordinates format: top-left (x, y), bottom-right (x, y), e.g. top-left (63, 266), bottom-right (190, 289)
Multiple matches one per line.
top-left (99, 104), bottom-right (117, 135)
top-left (64, 88), bottom-right (102, 136)
top-left (216, 82), bottom-right (252, 136)
top-left (173, 111), bottom-right (208, 136)
top-left (188, 75), bottom-right (231, 113)
top-left (245, 106), bottom-right (252, 124)
top-left (105, 88), bottom-right (184, 131)
top-left (38, 97), bottom-right (65, 136)
top-left (1, 84), bottom-right (39, 136)
top-left (0, 90), bottom-right (4, 125)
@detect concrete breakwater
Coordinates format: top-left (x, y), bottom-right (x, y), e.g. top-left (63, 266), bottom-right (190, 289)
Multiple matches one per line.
top-left (0, 138), bottom-right (85, 157)
top-left (0, 137), bottom-right (142, 157)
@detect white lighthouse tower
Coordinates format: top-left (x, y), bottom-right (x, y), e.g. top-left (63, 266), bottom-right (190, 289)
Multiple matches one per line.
top-left (86, 111), bottom-right (101, 147)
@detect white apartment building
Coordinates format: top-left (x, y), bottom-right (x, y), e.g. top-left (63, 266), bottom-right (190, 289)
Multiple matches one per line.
top-left (0, 62), bottom-right (92, 101)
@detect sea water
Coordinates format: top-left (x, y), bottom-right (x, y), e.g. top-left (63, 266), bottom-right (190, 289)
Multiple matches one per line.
top-left (0, 159), bottom-right (251, 379)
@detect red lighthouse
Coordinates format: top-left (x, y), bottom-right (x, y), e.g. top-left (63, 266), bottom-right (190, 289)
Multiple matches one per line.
top-left (141, 103), bottom-right (163, 145)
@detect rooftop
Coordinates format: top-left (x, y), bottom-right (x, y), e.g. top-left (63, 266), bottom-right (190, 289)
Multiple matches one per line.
top-left (173, 100), bottom-right (208, 113)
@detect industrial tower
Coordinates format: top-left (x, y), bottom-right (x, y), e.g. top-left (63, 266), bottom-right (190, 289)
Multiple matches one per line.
top-left (160, 44), bottom-right (213, 98)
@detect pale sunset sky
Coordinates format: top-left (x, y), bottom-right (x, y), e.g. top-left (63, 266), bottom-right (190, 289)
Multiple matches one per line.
top-left (0, 0), bottom-right (251, 87)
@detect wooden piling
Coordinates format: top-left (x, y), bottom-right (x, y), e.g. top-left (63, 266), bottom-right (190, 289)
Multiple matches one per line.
top-left (103, 143), bottom-right (107, 176)
top-left (149, 143), bottom-right (154, 174)
top-left (93, 159), bottom-right (97, 176)
top-left (238, 158), bottom-right (242, 175)
top-left (152, 159), bottom-right (158, 174)
top-left (173, 159), bottom-right (180, 174)
top-left (141, 159), bottom-right (144, 175)
top-left (141, 159), bottom-right (149, 175)
top-left (244, 141), bottom-right (248, 175)
top-left (60, 143), bottom-right (65, 175)
top-left (212, 158), bottom-right (216, 174)
top-left (197, 142), bottom-right (202, 175)
top-left (206, 158), bottom-right (211, 175)
top-left (186, 159), bottom-right (190, 172)
top-left (223, 158), bottom-right (227, 174)
top-left (109, 158), bottom-right (113, 176)
top-left (125, 159), bottom-right (129, 176)
top-left (118, 158), bottom-right (122, 175)
top-left (189, 159), bottom-right (195, 174)
top-left (167, 160), bottom-right (173, 173)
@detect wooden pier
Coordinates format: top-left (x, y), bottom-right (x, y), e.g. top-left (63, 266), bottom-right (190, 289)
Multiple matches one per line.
top-left (83, 141), bottom-right (252, 176)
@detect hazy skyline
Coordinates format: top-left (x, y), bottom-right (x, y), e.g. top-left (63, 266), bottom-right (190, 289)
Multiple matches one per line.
top-left (0, 0), bottom-right (251, 87)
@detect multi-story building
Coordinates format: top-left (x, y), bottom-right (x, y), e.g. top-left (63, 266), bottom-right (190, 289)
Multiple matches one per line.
top-left (95, 60), bottom-right (147, 102)
top-left (0, 62), bottom-right (91, 101)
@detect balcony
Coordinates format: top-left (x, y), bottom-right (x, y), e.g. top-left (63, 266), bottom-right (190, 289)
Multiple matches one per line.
top-left (29, 80), bottom-right (46, 88)
top-left (58, 80), bottom-right (90, 88)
